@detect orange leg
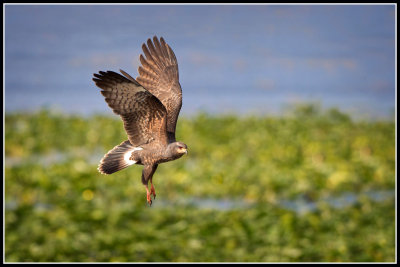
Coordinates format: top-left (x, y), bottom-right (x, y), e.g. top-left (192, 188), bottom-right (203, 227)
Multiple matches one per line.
top-left (150, 183), bottom-right (156, 199)
top-left (145, 185), bottom-right (152, 206)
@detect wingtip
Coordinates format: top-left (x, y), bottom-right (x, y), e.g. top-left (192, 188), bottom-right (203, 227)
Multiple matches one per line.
top-left (160, 36), bottom-right (166, 44)
top-left (153, 36), bottom-right (167, 45)
top-left (142, 42), bottom-right (148, 51)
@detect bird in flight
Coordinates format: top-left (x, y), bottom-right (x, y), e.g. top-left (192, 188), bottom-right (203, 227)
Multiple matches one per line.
top-left (93, 36), bottom-right (188, 206)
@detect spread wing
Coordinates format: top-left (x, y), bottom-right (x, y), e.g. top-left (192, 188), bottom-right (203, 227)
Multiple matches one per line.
top-left (135, 36), bottom-right (182, 142)
top-left (93, 70), bottom-right (168, 147)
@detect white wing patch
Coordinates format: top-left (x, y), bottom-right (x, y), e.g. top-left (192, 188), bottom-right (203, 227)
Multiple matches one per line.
top-left (124, 147), bottom-right (143, 165)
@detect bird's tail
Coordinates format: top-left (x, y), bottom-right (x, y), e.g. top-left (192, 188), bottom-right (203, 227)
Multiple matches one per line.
top-left (98, 140), bottom-right (142, 175)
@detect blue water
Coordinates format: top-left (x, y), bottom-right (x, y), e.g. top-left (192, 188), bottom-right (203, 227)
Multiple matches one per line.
top-left (4, 5), bottom-right (396, 119)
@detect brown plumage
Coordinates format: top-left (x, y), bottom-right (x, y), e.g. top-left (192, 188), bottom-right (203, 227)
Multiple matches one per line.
top-left (93, 36), bottom-right (188, 206)
top-left (136, 37), bottom-right (182, 143)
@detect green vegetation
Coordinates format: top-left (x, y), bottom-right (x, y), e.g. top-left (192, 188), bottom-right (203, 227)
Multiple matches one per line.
top-left (5, 105), bottom-right (395, 262)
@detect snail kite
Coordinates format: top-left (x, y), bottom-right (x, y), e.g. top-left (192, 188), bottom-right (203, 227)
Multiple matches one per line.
top-left (93, 36), bottom-right (188, 206)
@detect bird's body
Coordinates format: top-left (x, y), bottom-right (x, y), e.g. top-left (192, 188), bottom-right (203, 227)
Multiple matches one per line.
top-left (130, 142), bottom-right (187, 166)
top-left (93, 36), bottom-right (187, 206)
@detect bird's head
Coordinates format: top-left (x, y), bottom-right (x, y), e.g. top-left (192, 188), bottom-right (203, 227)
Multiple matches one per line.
top-left (170, 142), bottom-right (188, 156)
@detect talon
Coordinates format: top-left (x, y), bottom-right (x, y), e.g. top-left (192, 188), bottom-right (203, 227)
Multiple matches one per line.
top-left (150, 184), bottom-right (156, 199)
top-left (147, 195), bottom-right (152, 206)
top-left (146, 187), bottom-right (152, 206)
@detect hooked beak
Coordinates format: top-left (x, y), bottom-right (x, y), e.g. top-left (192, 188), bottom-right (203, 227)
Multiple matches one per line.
top-left (178, 147), bottom-right (188, 155)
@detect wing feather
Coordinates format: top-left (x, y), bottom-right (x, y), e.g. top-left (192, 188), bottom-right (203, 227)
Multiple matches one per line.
top-left (93, 70), bottom-right (168, 147)
top-left (137, 36), bottom-right (182, 142)
top-left (147, 39), bottom-right (165, 69)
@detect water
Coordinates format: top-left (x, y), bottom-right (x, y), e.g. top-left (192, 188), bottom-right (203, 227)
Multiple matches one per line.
top-left (5, 149), bottom-right (104, 168)
top-left (5, 189), bottom-right (394, 215)
top-left (278, 190), bottom-right (395, 215)
top-left (153, 189), bottom-right (394, 214)
top-left (4, 5), bottom-right (396, 119)
top-left (5, 151), bottom-right (395, 214)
